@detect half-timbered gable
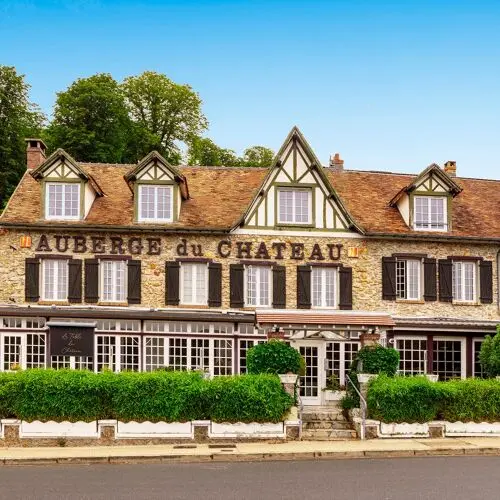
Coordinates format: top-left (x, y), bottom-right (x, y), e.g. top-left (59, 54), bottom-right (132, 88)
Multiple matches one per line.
top-left (237, 127), bottom-right (360, 234)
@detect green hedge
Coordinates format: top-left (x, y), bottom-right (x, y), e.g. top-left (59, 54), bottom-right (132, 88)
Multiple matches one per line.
top-left (0, 370), bottom-right (294, 423)
top-left (367, 375), bottom-right (500, 423)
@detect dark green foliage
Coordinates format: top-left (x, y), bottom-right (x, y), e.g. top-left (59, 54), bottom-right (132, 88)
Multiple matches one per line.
top-left (0, 65), bottom-right (45, 206)
top-left (356, 345), bottom-right (400, 376)
top-left (207, 374), bottom-right (294, 423)
top-left (246, 340), bottom-right (305, 375)
top-left (479, 326), bottom-right (500, 378)
top-left (367, 375), bottom-right (500, 423)
top-left (0, 370), bottom-right (293, 424)
top-left (367, 375), bottom-right (443, 423)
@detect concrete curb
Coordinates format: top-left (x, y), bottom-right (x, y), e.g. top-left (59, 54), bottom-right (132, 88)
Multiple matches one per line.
top-left (3, 447), bottom-right (500, 466)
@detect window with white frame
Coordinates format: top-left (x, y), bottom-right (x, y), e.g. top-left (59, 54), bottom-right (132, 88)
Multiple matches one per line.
top-left (46, 182), bottom-right (80, 220)
top-left (277, 188), bottom-right (312, 225)
top-left (96, 335), bottom-right (140, 372)
top-left (181, 263), bottom-right (208, 305)
top-left (246, 266), bottom-right (271, 307)
top-left (414, 196), bottom-right (447, 231)
top-left (311, 267), bottom-right (338, 308)
top-left (396, 259), bottom-right (421, 300)
top-left (395, 337), bottom-right (427, 375)
top-left (41, 259), bottom-right (68, 301)
top-left (138, 185), bottom-right (173, 222)
top-left (452, 261), bottom-right (477, 302)
top-left (100, 260), bottom-right (127, 302)
top-left (325, 341), bottom-right (359, 387)
top-left (1, 333), bottom-right (46, 371)
top-left (433, 338), bottom-right (464, 380)
top-left (51, 355), bottom-right (93, 371)
top-left (239, 339), bottom-right (265, 373)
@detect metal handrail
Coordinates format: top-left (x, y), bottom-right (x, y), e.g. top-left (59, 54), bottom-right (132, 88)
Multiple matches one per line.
top-left (345, 373), bottom-right (367, 440)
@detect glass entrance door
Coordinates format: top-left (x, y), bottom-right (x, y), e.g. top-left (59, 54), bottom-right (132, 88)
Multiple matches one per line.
top-left (297, 342), bottom-right (322, 405)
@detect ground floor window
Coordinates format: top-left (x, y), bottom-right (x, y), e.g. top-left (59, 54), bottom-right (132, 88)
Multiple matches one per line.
top-left (239, 339), bottom-right (265, 374)
top-left (395, 337), bottom-right (427, 375)
top-left (96, 335), bottom-right (140, 372)
top-left (433, 338), bottom-right (465, 380)
top-left (325, 341), bottom-right (359, 387)
top-left (473, 339), bottom-right (484, 378)
top-left (1, 333), bottom-right (46, 371)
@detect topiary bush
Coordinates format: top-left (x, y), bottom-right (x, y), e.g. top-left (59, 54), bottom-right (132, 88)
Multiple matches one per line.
top-left (479, 326), bottom-right (500, 378)
top-left (247, 340), bottom-right (305, 375)
top-left (0, 369), bottom-right (294, 424)
top-left (356, 345), bottom-right (400, 376)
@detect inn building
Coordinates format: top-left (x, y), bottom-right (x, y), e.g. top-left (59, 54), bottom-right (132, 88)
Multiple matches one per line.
top-left (0, 128), bottom-right (499, 406)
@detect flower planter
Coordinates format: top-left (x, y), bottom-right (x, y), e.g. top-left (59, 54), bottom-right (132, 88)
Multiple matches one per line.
top-left (278, 373), bottom-right (299, 384)
top-left (323, 390), bottom-right (346, 402)
top-left (357, 373), bottom-right (378, 384)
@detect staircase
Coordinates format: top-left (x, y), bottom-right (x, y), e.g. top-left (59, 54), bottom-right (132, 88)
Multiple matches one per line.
top-left (301, 404), bottom-right (357, 440)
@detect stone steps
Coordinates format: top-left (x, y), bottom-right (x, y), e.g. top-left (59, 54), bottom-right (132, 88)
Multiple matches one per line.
top-left (300, 404), bottom-right (357, 440)
top-left (302, 420), bottom-right (353, 430)
top-left (301, 429), bottom-right (358, 440)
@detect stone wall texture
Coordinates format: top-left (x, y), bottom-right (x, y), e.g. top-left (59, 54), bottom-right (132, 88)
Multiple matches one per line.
top-left (0, 228), bottom-right (498, 320)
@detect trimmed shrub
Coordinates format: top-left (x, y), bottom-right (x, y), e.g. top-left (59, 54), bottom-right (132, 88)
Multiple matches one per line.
top-left (479, 326), bottom-right (500, 378)
top-left (0, 369), bottom-right (294, 423)
top-left (440, 378), bottom-right (500, 422)
top-left (356, 345), bottom-right (400, 376)
top-left (207, 374), bottom-right (294, 423)
top-left (247, 340), bottom-right (305, 375)
top-left (367, 374), bottom-right (443, 423)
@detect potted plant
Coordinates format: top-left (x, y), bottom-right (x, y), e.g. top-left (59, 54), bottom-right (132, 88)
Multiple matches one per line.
top-left (322, 374), bottom-right (345, 402)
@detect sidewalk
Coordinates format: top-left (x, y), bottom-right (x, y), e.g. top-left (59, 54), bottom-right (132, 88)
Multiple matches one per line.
top-left (2, 437), bottom-right (500, 465)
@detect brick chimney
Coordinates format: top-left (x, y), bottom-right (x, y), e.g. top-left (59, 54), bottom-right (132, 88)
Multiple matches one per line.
top-left (26, 138), bottom-right (47, 170)
top-left (329, 152), bottom-right (344, 172)
top-left (443, 160), bottom-right (457, 177)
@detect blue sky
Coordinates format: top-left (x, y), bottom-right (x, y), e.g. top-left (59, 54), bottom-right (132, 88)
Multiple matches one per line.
top-left (1, 0), bottom-right (500, 178)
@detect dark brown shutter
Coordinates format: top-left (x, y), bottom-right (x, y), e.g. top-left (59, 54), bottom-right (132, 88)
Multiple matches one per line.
top-left (127, 260), bottom-right (141, 304)
top-left (208, 262), bottom-right (222, 307)
top-left (84, 259), bottom-right (99, 303)
top-left (382, 257), bottom-right (396, 300)
top-left (438, 259), bottom-right (453, 302)
top-left (480, 260), bottom-right (493, 304)
top-left (229, 264), bottom-right (244, 308)
top-left (25, 258), bottom-right (40, 302)
top-left (339, 266), bottom-right (353, 310)
top-left (68, 259), bottom-right (82, 303)
top-left (423, 258), bottom-right (437, 302)
top-left (297, 265), bottom-right (311, 309)
top-left (165, 261), bottom-right (180, 306)
top-left (272, 266), bottom-right (286, 309)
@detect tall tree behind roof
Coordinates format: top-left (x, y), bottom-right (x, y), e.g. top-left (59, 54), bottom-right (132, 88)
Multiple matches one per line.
top-left (44, 73), bottom-right (130, 164)
top-left (122, 71), bottom-right (208, 165)
top-left (0, 65), bottom-right (45, 206)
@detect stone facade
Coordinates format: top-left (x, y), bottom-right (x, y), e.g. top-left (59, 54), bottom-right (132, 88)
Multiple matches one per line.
top-left (0, 228), bottom-right (498, 320)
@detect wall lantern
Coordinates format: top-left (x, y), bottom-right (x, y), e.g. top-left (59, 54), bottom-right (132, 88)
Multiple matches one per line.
top-left (20, 235), bottom-right (32, 248)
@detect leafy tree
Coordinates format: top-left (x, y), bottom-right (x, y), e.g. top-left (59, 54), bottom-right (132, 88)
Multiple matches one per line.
top-left (0, 65), bottom-right (45, 206)
top-left (122, 71), bottom-right (208, 164)
top-left (241, 145), bottom-right (274, 167)
top-left (44, 74), bottom-right (130, 163)
top-left (187, 137), bottom-right (240, 166)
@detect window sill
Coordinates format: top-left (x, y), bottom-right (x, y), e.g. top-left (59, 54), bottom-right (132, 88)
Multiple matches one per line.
top-left (396, 299), bottom-right (425, 305)
top-left (38, 300), bottom-right (70, 306)
top-left (179, 304), bottom-right (209, 309)
top-left (275, 223), bottom-right (315, 229)
top-left (452, 301), bottom-right (481, 306)
top-left (97, 302), bottom-right (129, 307)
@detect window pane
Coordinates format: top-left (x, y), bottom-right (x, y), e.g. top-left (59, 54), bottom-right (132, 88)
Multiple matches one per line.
top-left (278, 189), bottom-right (310, 224)
top-left (43, 259), bottom-right (68, 301)
top-left (181, 263), bottom-right (207, 305)
top-left (312, 268), bottom-right (337, 307)
top-left (101, 260), bottom-right (127, 302)
top-left (414, 196), bottom-right (446, 230)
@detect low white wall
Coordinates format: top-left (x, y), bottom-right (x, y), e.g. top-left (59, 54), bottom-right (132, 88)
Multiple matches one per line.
top-left (116, 421), bottom-right (193, 439)
top-left (379, 422), bottom-right (429, 438)
top-left (19, 421), bottom-right (99, 438)
top-left (445, 422), bottom-right (500, 437)
top-left (209, 422), bottom-right (285, 438)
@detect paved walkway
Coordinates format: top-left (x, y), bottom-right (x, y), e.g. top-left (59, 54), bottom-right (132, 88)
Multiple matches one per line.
top-left (2, 437), bottom-right (500, 465)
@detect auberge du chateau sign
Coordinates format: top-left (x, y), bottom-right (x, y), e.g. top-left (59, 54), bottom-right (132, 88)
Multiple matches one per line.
top-left (34, 234), bottom-right (343, 261)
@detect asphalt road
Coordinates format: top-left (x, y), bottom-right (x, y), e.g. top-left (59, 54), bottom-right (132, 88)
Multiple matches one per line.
top-left (0, 456), bottom-right (499, 500)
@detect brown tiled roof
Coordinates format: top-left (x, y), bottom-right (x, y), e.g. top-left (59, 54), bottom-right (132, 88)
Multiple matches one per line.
top-left (256, 310), bottom-right (395, 327)
top-left (2, 159), bottom-right (500, 240)
top-left (0, 164), bottom-right (267, 230)
top-left (325, 169), bottom-right (500, 239)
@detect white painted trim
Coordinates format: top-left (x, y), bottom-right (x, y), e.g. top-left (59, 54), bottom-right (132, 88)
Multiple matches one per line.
top-left (115, 421), bottom-right (193, 439)
top-left (20, 420), bottom-right (99, 438)
top-left (232, 228), bottom-right (362, 238)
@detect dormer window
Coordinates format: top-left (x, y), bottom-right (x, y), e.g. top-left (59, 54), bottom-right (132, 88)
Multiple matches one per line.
top-left (414, 196), bottom-right (447, 231)
top-left (277, 188), bottom-right (312, 225)
top-left (46, 182), bottom-right (81, 220)
top-left (138, 185), bottom-right (173, 222)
